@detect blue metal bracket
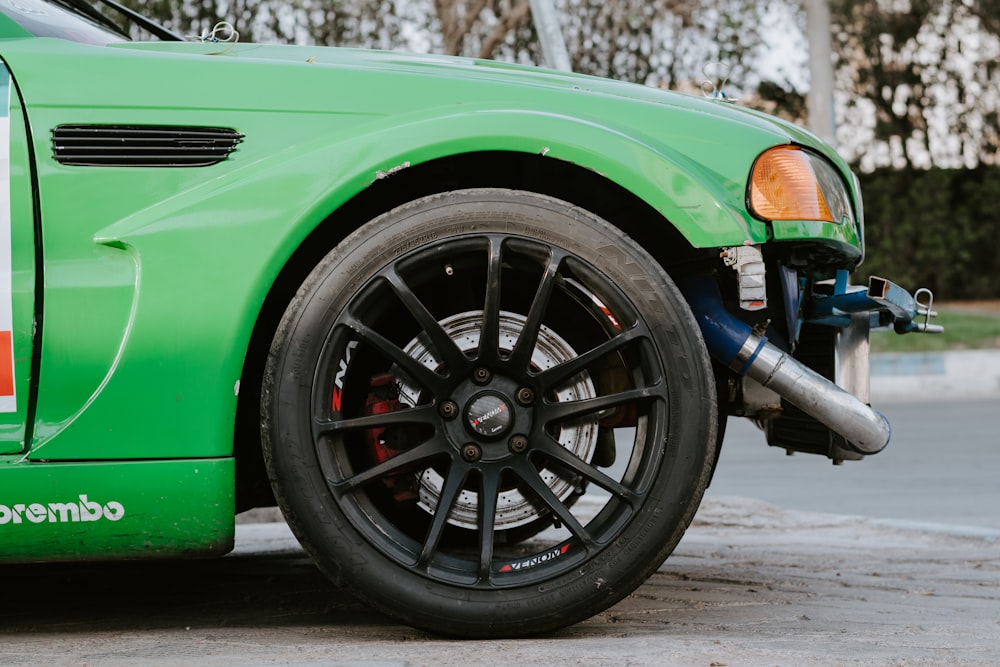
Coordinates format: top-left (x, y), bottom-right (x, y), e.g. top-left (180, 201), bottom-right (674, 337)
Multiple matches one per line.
top-left (809, 270), bottom-right (943, 334)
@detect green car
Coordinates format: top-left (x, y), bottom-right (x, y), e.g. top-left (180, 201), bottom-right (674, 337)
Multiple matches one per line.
top-left (0, 0), bottom-right (939, 638)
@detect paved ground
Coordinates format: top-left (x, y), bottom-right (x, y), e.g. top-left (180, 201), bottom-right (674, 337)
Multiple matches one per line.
top-left (2, 497), bottom-right (997, 667)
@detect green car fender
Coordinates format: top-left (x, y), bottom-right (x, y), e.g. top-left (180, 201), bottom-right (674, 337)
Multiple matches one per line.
top-left (3, 53), bottom-right (791, 464)
top-left (27, 107), bottom-right (769, 461)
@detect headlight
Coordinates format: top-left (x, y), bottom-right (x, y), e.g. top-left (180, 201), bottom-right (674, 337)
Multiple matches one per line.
top-left (748, 145), bottom-right (855, 225)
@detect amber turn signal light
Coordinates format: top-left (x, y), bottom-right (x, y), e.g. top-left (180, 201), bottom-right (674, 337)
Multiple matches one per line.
top-left (749, 146), bottom-right (836, 222)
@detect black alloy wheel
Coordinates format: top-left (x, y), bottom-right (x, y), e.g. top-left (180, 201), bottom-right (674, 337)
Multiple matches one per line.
top-left (262, 189), bottom-right (717, 637)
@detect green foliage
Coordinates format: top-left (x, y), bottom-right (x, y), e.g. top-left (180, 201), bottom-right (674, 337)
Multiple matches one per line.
top-left (870, 307), bottom-right (1000, 352)
top-left (859, 166), bottom-right (1000, 300)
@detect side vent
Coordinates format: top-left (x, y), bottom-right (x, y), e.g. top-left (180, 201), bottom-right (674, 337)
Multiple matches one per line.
top-left (51, 125), bottom-right (244, 167)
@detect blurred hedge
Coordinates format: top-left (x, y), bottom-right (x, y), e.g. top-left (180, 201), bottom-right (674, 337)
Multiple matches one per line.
top-left (858, 166), bottom-right (1000, 300)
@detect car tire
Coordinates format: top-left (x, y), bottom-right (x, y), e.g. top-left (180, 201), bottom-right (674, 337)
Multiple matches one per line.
top-left (261, 188), bottom-right (717, 637)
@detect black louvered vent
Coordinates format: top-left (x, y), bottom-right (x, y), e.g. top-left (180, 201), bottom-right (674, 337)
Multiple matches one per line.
top-left (51, 125), bottom-right (244, 167)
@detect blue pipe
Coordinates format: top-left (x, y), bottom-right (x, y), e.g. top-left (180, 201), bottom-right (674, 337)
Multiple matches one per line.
top-left (679, 274), bottom-right (768, 375)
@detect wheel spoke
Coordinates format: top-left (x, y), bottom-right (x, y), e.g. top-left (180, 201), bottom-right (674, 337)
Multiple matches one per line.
top-left (383, 268), bottom-right (471, 374)
top-left (507, 249), bottom-right (565, 372)
top-left (511, 458), bottom-right (595, 550)
top-left (477, 468), bottom-right (501, 582)
top-left (477, 236), bottom-right (503, 364)
top-left (532, 325), bottom-right (643, 391)
top-left (341, 314), bottom-right (447, 394)
top-left (541, 385), bottom-right (662, 423)
top-left (314, 404), bottom-right (437, 436)
top-left (532, 435), bottom-right (639, 507)
top-left (417, 462), bottom-right (470, 569)
top-left (328, 440), bottom-right (443, 496)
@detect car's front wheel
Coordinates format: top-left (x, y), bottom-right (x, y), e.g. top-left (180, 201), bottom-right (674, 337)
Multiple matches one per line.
top-left (262, 189), bottom-right (717, 637)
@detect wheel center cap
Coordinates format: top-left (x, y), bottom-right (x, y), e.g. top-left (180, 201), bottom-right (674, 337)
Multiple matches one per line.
top-left (466, 393), bottom-right (514, 439)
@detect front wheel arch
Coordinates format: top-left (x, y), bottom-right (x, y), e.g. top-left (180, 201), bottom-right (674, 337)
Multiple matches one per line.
top-left (233, 151), bottom-right (715, 512)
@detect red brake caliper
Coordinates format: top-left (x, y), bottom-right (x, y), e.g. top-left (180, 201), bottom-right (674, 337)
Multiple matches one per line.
top-left (364, 373), bottom-right (419, 502)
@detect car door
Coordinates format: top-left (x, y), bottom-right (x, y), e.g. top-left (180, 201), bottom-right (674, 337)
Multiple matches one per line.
top-left (0, 61), bottom-right (37, 454)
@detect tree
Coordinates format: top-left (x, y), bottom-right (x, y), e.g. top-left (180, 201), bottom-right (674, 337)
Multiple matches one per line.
top-left (831, 0), bottom-right (1000, 169)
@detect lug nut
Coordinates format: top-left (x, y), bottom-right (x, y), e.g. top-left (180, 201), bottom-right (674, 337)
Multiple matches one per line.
top-left (473, 367), bottom-right (492, 384)
top-left (462, 443), bottom-right (482, 462)
top-left (439, 400), bottom-right (458, 420)
top-left (516, 387), bottom-right (535, 405)
top-left (509, 435), bottom-right (528, 454)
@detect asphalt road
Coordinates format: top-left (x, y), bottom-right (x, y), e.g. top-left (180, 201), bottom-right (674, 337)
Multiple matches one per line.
top-left (1, 398), bottom-right (998, 666)
top-left (706, 397), bottom-right (1000, 534)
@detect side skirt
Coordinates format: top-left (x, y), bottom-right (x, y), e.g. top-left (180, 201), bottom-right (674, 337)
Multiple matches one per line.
top-left (0, 457), bottom-right (234, 562)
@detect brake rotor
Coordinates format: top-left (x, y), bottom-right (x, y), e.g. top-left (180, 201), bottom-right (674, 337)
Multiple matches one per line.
top-left (397, 310), bottom-right (598, 530)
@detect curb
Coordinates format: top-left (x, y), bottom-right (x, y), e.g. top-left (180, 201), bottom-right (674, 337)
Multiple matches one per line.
top-left (870, 349), bottom-right (1000, 401)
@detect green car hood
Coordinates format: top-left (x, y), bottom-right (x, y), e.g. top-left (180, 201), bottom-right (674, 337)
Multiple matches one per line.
top-left (115, 40), bottom-right (822, 149)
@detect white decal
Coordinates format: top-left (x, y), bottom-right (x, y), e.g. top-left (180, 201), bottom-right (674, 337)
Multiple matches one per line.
top-left (331, 340), bottom-right (358, 412)
top-left (499, 543), bottom-right (569, 572)
top-left (0, 495), bottom-right (126, 525)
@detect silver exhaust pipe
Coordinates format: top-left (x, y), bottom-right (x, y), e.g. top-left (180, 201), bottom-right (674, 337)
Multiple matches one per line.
top-left (731, 331), bottom-right (890, 454)
top-left (682, 276), bottom-right (890, 455)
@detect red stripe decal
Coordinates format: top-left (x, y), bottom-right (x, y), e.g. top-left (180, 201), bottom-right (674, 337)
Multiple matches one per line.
top-left (0, 331), bottom-right (13, 396)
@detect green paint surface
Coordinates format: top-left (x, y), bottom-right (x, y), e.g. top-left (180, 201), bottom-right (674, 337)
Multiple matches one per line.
top-left (0, 457), bottom-right (234, 561)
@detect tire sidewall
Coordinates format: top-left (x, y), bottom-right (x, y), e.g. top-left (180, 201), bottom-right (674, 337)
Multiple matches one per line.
top-left (262, 189), bottom-right (717, 636)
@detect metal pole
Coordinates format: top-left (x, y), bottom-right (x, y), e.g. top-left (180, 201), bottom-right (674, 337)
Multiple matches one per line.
top-left (529, 0), bottom-right (572, 71)
top-left (805, 0), bottom-right (836, 146)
